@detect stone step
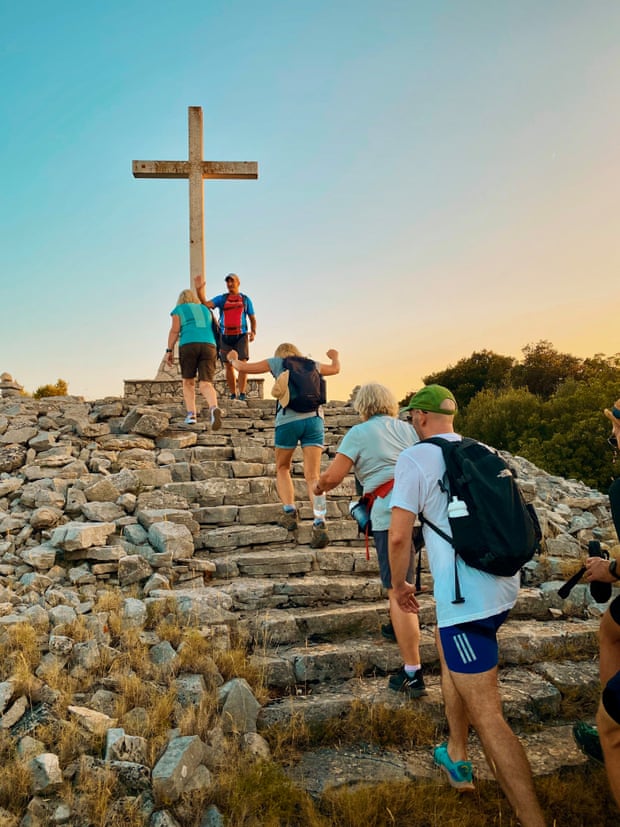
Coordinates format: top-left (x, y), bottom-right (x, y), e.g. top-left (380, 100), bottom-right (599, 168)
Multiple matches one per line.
top-left (249, 615), bottom-right (600, 689)
top-left (257, 658), bottom-right (600, 732)
top-left (196, 518), bottom-right (361, 553)
top-left (284, 723), bottom-right (589, 797)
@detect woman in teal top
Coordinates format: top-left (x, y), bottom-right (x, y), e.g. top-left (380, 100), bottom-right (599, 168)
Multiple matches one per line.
top-left (166, 288), bottom-right (221, 429)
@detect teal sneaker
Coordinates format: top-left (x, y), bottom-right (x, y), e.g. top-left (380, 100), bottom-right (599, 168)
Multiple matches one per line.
top-left (433, 742), bottom-right (475, 791)
top-left (573, 722), bottom-right (604, 765)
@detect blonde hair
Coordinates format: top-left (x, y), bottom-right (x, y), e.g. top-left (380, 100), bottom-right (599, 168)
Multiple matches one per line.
top-left (354, 383), bottom-right (398, 420)
top-left (274, 342), bottom-right (302, 358)
top-left (177, 289), bottom-right (199, 305)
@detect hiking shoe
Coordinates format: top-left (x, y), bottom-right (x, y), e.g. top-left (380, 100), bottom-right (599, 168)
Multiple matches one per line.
top-left (238, 393), bottom-right (247, 402)
top-left (381, 622), bottom-right (397, 642)
top-left (310, 524), bottom-right (329, 549)
top-left (184, 412), bottom-right (197, 425)
top-left (433, 742), bottom-right (475, 791)
top-left (210, 407), bottom-right (222, 431)
top-left (388, 667), bottom-right (427, 698)
top-left (278, 510), bottom-right (298, 531)
top-left (573, 722), bottom-right (604, 765)
top-left (229, 393), bottom-right (236, 400)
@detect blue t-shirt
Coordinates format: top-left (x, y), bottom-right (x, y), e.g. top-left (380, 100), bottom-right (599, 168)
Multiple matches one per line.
top-left (171, 303), bottom-right (216, 347)
top-left (267, 356), bottom-right (323, 427)
top-left (209, 293), bottom-right (255, 335)
top-left (337, 415), bottom-right (418, 531)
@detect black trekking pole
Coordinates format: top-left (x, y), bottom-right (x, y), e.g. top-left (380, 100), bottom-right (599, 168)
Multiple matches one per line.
top-left (558, 541), bottom-right (611, 602)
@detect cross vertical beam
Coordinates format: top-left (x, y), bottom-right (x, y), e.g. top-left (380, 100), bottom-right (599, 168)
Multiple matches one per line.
top-left (132, 106), bottom-right (258, 290)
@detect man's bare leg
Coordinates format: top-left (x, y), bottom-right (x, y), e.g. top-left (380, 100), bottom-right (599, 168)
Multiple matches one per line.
top-left (450, 666), bottom-right (545, 827)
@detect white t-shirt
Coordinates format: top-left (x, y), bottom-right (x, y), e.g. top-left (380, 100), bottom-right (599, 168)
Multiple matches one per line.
top-left (391, 432), bottom-right (519, 627)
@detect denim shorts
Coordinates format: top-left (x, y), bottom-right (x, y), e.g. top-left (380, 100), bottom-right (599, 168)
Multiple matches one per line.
top-left (439, 610), bottom-right (510, 674)
top-left (274, 415), bottom-right (324, 449)
top-left (374, 530), bottom-right (414, 590)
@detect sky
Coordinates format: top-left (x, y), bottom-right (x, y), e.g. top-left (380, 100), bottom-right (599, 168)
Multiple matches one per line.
top-left (1, 0), bottom-right (619, 404)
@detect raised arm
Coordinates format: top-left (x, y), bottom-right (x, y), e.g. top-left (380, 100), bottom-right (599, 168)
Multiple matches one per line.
top-left (194, 275), bottom-right (215, 309)
top-left (319, 348), bottom-right (340, 376)
top-left (227, 350), bottom-right (270, 374)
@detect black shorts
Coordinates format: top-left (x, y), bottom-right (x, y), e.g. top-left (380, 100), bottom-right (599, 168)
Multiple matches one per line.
top-left (220, 333), bottom-right (249, 361)
top-left (179, 342), bottom-right (216, 382)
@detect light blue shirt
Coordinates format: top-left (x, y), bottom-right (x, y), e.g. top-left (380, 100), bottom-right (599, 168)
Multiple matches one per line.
top-left (337, 415), bottom-right (418, 531)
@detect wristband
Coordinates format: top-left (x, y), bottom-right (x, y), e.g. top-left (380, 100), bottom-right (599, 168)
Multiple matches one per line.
top-left (166, 348), bottom-right (172, 353)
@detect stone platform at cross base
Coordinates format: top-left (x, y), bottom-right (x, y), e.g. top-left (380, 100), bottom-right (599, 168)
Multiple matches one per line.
top-left (124, 362), bottom-right (265, 405)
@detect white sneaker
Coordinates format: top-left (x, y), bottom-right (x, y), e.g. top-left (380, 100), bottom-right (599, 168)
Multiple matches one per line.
top-left (210, 407), bottom-right (222, 431)
top-left (184, 412), bottom-right (197, 425)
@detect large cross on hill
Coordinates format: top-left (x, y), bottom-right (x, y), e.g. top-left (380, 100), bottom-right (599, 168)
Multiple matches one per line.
top-left (133, 106), bottom-right (258, 290)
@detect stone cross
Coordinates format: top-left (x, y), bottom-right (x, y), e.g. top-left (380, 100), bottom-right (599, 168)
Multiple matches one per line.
top-left (133, 106), bottom-right (258, 290)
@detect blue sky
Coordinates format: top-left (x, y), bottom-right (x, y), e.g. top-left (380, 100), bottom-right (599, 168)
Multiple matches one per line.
top-left (1, 1), bottom-right (619, 403)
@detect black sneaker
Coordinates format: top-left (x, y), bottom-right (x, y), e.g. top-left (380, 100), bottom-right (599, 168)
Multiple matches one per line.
top-left (573, 722), bottom-right (604, 764)
top-left (388, 667), bottom-right (426, 698)
top-left (381, 622), bottom-right (397, 642)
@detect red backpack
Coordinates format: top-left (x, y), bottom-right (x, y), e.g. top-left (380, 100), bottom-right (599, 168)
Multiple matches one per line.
top-left (221, 293), bottom-right (248, 336)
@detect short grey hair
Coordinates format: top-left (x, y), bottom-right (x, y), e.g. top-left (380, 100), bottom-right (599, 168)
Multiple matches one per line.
top-left (354, 383), bottom-right (398, 420)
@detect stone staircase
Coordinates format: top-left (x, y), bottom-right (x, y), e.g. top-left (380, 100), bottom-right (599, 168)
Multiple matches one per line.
top-left (150, 397), bottom-right (607, 791)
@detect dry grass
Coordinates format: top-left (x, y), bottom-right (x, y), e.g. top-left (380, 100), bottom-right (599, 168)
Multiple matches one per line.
top-left (0, 624), bottom-right (41, 681)
top-left (0, 732), bottom-right (31, 813)
top-left (211, 758), bottom-right (329, 827)
top-left (265, 700), bottom-right (437, 763)
top-left (317, 765), bottom-right (618, 827)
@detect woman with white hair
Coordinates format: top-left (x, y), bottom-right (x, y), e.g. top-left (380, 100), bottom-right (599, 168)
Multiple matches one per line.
top-left (313, 382), bottom-right (425, 699)
top-left (227, 342), bottom-right (340, 548)
top-left (166, 288), bottom-right (221, 429)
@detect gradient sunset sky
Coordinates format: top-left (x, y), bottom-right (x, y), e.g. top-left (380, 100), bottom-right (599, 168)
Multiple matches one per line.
top-left (1, 1), bottom-right (619, 403)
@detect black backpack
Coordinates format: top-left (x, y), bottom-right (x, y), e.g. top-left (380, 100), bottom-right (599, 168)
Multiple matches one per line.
top-left (419, 437), bottom-right (541, 602)
top-left (281, 356), bottom-right (326, 413)
top-left (207, 308), bottom-right (221, 358)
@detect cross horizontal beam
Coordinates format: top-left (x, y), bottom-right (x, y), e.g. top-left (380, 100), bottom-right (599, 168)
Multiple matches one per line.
top-left (132, 160), bottom-right (258, 180)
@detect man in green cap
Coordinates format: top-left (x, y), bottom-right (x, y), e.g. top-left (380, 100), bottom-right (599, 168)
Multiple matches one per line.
top-left (388, 385), bottom-right (544, 826)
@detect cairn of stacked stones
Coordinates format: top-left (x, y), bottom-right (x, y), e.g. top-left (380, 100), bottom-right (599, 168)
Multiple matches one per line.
top-left (0, 388), bottom-right (616, 823)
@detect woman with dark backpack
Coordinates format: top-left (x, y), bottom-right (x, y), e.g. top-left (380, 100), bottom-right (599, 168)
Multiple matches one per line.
top-left (227, 342), bottom-right (340, 548)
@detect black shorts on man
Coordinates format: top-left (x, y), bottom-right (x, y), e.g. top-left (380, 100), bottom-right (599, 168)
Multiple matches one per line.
top-left (220, 333), bottom-right (249, 361)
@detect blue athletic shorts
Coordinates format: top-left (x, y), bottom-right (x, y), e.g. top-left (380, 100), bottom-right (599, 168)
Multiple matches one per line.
top-left (274, 416), bottom-right (324, 449)
top-left (603, 670), bottom-right (620, 725)
top-left (439, 610), bottom-right (510, 674)
top-left (603, 595), bottom-right (620, 724)
top-left (374, 530), bottom-right (414, 590)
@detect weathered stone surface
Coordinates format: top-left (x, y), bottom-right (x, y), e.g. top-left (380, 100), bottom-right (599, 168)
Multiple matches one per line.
top-left (219, 678), bottom-right (260, 735)
top-left (118, 555), bottom-right (153, 586)
top-left (148, 522), bottom-right (194, 560)
top-left (67, 705), bottom-right (116, 735)
top-left (152, 735), bottom-right (205, 804)
top-left (50, 521), bottom-right (116, 551)
top-left (0, 444), bottom-right (27, 472)
top-left (29, 753), bottom-right (62, 792)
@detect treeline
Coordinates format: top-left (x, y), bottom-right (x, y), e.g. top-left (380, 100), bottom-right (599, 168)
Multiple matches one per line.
top-left (401, 341), bottom-right (620, 492)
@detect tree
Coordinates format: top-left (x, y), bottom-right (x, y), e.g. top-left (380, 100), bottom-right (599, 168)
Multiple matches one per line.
top-left (403, 349), bottom-right (515, 409)
top-left (33, 379), bottom-right (68, 399)
top-left (510, 340), bottom-right (582, 399)
top-left (458, 387), bottom-right (543, 455)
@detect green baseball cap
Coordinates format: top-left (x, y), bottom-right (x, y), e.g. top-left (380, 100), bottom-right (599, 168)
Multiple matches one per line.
top-left (404, 384), bottom-right (457, 415)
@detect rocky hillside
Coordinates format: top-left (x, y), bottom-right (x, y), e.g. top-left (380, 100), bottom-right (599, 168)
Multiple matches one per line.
top-left (0, 391), bottom-right (617, 825)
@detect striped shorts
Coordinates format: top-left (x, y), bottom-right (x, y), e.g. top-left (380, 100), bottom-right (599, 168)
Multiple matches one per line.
top-left (439, 610), bottom-right (509, 674)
